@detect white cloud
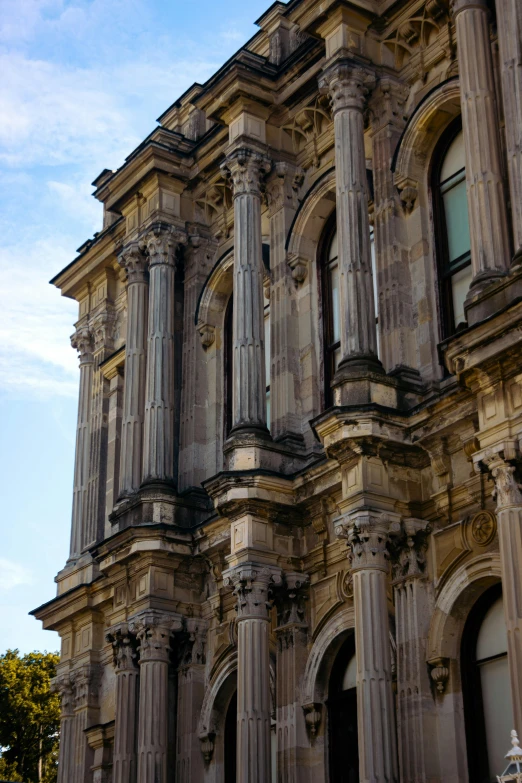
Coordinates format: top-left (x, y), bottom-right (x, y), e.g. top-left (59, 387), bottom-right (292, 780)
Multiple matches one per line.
top-left (0, 559), bottom-right (33, 591)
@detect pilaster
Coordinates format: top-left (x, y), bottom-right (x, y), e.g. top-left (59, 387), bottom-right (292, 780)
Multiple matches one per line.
top-left (451, 0), bottom-right (511, 297)
top-left (52, 674), bottom-right (76, 783)
top-left (176, 619), bottom-right (208, 783)
top-left (266, 161), bottom-right (305, 448)
top-left (70, 664), bottom-right (101, 783)
top-left (118, 243), bottom-right (149, 496)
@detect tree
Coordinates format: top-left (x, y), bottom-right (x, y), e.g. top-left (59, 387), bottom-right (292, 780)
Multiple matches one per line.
top-left (0, 650), bottom-right (60, 783)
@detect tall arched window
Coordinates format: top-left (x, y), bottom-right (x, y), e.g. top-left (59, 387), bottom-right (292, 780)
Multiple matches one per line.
top-left (462, 584), bottom-right (514, 782)
top-left (433, 119), bottom-right (473, 337)
top-left (328, 632), bottom-right (359, 782)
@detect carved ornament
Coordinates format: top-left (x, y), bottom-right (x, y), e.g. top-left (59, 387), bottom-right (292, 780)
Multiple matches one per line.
top-left (118, 242), bottom-right (148, 283)
top-left (223, 564), bottom-right (283, 620)
top-left (319, 61), bottom-right (375, 115)
top-left (106, 624), bottom-right (139, 672)
top-left (221, 149), bottom-right (272, 199)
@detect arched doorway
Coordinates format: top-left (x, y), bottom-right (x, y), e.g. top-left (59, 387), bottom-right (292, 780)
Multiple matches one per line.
top-left (462, 583), bottom-right (514, 782)
top-left (328, 631), bottom-right (359, 782)
top-left (224, 690), bottom-right (237, 783)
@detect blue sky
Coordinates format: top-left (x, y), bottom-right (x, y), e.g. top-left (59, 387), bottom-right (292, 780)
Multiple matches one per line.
top-left (0, 0), bottom-right (272, 654)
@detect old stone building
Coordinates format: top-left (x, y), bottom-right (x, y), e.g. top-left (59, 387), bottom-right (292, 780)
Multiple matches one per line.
top-left (32, 0), bottom-right (522, 780)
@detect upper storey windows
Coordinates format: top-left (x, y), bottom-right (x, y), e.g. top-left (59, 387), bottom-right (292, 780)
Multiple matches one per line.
top-left (433, 121), bottom-right (472, 337)
top-left (323, 223), bottom-right (341, 407)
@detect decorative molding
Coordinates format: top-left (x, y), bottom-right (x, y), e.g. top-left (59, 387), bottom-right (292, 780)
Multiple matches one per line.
top-left (223, 564), bottom-right (283, 620)
top-left (429, 657), bottom-right (450, 694)
top-left (302, 702), bottom-right (322, 740)
top-left (287, 253), bottom-right (309, 284)
top-left (221, 149), bottom-right (272, 198)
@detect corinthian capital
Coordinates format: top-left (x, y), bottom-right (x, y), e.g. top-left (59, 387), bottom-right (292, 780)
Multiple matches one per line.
top-left (487, 457), bottom-right (522, 510)
top-left (319, 59), bottom-right (375, 114)
top-left (106, 623), bottom-right (139, 672)
top-left (144, 224), bottom-right (187, 267)
top-left (265, 161), bottom-right (304, 215)
top-left (389, 518), bottom-right (431, 581)
top-left (335, 510), bottom-right (398, 572)
top-left (70, 664), bottom-right (101, 710)
top-left (118, 242), bottom-right (148, 283)
top-left (71, 327), bottom-right (94, 365)
top-left (129, 610), bottom-right (184, 663)
top-left (51, 673), bottom-right (74, 717)
top-left (221, 148), bottom-right (272, 198)
top-left (223, 563), bottom-right (283, 620)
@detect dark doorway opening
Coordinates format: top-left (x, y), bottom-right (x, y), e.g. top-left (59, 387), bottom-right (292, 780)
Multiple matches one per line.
top-left (224, 690), bottom-right (237, 783)
top-left (328, 632), bottom-right (359, 783)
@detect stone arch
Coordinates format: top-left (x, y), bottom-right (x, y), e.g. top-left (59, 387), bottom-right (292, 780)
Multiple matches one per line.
top-left (302, 605), bottom-right (355, 707)
top-left (195, 245), bottom-right (234, 332)
top-left (392, 77), bottom-right (461, 204)
top-left (427, 552), bottom-right (502, 663)
top-left (286, 167), bottom-right (336, 262)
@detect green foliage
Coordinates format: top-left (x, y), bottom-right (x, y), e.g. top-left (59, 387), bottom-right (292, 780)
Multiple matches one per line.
top-left (0, 650), bottom-right (61, 783)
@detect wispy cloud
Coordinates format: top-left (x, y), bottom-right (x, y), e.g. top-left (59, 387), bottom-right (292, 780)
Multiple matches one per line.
top-left (0, 558), bottom-right (33, 591)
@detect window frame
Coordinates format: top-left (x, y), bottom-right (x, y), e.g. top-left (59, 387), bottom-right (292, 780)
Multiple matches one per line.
top-left (431, 116), bottom-right (472, 339)
top-left (319, 211), bottom-right (340, 409)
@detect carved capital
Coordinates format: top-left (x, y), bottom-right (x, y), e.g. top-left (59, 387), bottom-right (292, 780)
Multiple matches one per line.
top-left (51, 674), bottom-right (75, 718)
top-left (319, 59), bottom-right (375, 115)
top-left (221, 149), bottom-right (272, 198)
top-left (178, 618), bottom-right (209, 668)
top-left (118, 242), bottom-right (148, 283)
top-left (71, 327), bottom-right (94, 366)
top-left (389, 518), bottom-right (431, 581)
top-left (70, 664), bottom-right (101, 710)
top-left (273, 572), bottom-right (310, 628)
top-left (335, 510), bottom-right (398, 572)
top-left (144, 224), bottom-right (187, 267)
top-left (91, 311), bottom-right (117, 352)
top-left (129, 610), bottom-right (184, 663)
top-left (106, 624), bottom-right (139, 672)
top-left (476, 443), bottom-right (522, 510)
top-left (265, 161), bottom-right (304, 215)
top-left (370, 76), bottom-right (408, 131)
top-left (223, 564), bottom-right (283, 620)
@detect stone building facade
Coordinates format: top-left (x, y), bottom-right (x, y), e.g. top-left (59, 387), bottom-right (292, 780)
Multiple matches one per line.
top-left (32, 0), bottom-right (522, 780)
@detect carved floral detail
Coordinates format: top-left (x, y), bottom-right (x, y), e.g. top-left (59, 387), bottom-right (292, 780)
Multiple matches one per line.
top-left (319, 62), bottom-right (375, 115)
top-left (470, 510), bottom-right (497, 546)
top-left (118, 243), bottom-right (148, 283)
top-left (129, 610), bottom-right (184, 663)
top-left (221, 149), bottom-right (272, 198)
top-left (106, 624), bottom-right (139, 672)
top-left (144, 225), bottom-right (187, 267)
top-left (223, 565), bottom-right (283, 620)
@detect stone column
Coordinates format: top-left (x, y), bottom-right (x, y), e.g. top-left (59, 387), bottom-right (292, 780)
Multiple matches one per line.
top-left (390, 519), bottom-right (435, 783)
top-left (70, 664), bottom-right (101, 783)
top-left (495, 0), bottom-right (522, 263)
top-left (85, 313), bottom-right (115, 550)
top-left (370, 78), bottom-right (417, 378)
top-left (266, 162), bottom-right (304, 447)
top-left (131, 611), bottom-right (183, 783)
top-left (223, 564), bottom-right (282, 783)
top-left (52, 674), bottom-right (75, 783)
top-left (142, 226), bottom-right (186, 485)
top-left (107, 625), bottom-right (140, 783)
top-left (319, 60), bottom-right (381, 375)
top-left (176, 619), bottom-right (208, 782)
top-left (118, 243), bottom-right (149, 496)
top-left (69, 327), bottom-right (94, 560)
top-left (451, 0), bottom-right (511, 290)
top-left (273, 574), bottom-right (309, 783)
top-left (336, 510), bottom-right (398, 783)
top-left (482, 453), bottom-right (522, 734)
top-left (222, 148), bottom-right (271, 436)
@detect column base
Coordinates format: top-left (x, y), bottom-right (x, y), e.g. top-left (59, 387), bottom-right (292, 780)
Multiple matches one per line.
top-left (465, 264), bottom-right (522, 326)
top-left (224, 430), bottom-right (312, 472)
top-left (332, 361), bottom-right (398, 408)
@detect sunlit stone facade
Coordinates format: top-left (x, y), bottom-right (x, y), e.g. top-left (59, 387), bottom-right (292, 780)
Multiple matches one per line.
top-left (33, 0), bottom-right (522, 780)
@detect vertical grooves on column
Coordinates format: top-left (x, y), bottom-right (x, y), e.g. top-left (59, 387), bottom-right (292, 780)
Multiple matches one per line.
top-left (498, 508), bottom-right (522, 734)
top-left (113, 669), bottom-right (139, 783)
top-left (456, 3), bottom-right (511, 278)
top-left (120, 279), bottom-right (148, 494)
top-left (143, 262), bottom-right (176, 483)
top-left (85, 360), bottom-right (109, 550)
top-left (137, 660), bottom-right (169, 783)
top-left (70, 360), bottom-right (93, 558)
top-left (57, 716), bottom-right (75, 783)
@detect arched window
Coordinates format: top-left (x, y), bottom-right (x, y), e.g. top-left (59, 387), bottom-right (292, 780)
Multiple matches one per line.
top-left (462, 584), bottom-right (514, 782)
top-left (328, 632), bottom-right (359, 782)
top-left (432, 119), bottom-right (473, 337)
top-left (224, 690), bottom-right (237, 782)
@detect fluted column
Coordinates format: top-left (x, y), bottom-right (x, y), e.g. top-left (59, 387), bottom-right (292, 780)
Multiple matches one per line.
top-left (52, 674), bottom-right (75, 783)
top-left (390, 519), bottom-right (434, 783)
top-left (131, 611), bottom-right (183, 783)
top-left (495, 0), bottom-right (522, 262)
top-left (142, 226), bottom-right (186, 485)
top-left (70, 328), bottom-right (94, 559)
top-left (266, 162), bottom-right (304, 446)
top-left (336, 510), bottom-right (398, 783)
top-left (176, 619), bottom-right (208, 783)
top-left (107, 625), bottom-right (139, 783)
top-left (482, 454), bottom-right (522, 734)
top-left (451, 0), bottom-right (511, 290)
top-left (70, 664), bottom-right (101, 783)
top-left (223, 564), bottom-right (282, 783)
top-left (319, 60), bottom-right (381, 374)
top-left (223, 149), bottom-right (271, 435)
top-left (118, 243), bottom-right (148, 495)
